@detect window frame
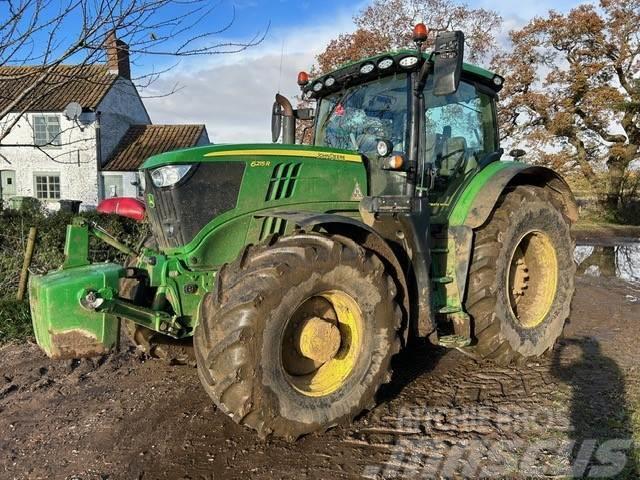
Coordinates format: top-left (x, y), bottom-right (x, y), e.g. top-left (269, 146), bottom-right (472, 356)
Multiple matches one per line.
top-left (33, 172), bottom-right (61, 200)
top-left (32, 114), bottom-right (62, 147)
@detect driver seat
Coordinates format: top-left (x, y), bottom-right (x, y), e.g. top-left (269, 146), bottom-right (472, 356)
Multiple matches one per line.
top-left (439, 136), bottom-right (468, 177)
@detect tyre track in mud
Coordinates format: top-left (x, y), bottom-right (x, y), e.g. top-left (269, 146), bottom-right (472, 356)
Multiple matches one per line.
top-left (0, 274), bottom-right (638, 479)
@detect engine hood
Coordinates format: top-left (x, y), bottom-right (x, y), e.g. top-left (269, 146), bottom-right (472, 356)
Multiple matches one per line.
top-left (140, 143), bottom-right (363, 171)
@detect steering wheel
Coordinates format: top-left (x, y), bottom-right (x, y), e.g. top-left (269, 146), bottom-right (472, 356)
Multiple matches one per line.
top-left (437, 148), bottom-right (467, 175)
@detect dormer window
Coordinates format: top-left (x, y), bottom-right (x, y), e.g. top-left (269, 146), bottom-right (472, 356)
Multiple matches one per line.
top-left (33, 114), bottom-right (61, 147)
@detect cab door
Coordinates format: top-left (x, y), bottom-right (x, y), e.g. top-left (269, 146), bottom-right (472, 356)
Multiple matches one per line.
top-left (421, 79), bottom-right (499, 220)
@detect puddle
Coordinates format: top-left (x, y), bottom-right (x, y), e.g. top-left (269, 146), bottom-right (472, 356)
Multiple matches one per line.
top-left (575, 243), bottom-right (640, 285)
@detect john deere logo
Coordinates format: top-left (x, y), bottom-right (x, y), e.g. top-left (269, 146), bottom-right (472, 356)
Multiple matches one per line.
top-left (147, 193), bottom-right (156, 208)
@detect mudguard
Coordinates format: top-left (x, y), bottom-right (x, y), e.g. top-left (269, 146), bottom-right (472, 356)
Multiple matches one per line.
top-left (448, 162), bottom-right (578, 229)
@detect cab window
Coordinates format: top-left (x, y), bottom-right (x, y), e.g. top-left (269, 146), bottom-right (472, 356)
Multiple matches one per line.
top-left (315, 73), bottom-right (410, 195)
top-left (423, 79), bottom-right (497, 191)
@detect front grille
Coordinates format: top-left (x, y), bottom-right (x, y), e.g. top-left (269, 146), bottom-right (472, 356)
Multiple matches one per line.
top-left (145, 162), bottom-right (245, 249)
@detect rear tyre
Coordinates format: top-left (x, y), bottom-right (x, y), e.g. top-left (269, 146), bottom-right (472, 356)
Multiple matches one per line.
top-left (464, 185), bottom-right (575, 365)
top-left (194, 233), bottom-right (402, 439)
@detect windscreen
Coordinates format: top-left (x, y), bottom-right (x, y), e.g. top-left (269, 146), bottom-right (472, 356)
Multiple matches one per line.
top-left (314, 73), bottom-right (409, 157)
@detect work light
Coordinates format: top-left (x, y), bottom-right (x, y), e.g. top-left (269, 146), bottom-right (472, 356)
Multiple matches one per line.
top-left (377, 57), bottom-right (394, 70)
top-left (360, 63), bottom-right (375, 74)
top-left (399, 56), bottom-right (418, 68)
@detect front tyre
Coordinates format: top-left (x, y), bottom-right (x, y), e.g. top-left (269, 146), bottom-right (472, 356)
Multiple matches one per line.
top-left (464, 185), bottom-right (575, 365)
top-left (194, 233), bottom-right (402, 439)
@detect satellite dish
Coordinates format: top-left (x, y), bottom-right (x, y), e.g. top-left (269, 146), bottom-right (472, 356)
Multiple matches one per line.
top-left (63, 102), bottom-right (82, 121)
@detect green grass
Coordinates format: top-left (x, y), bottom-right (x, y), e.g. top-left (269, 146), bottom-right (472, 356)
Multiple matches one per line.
top-left (0, 299), bottom-right (33, 343)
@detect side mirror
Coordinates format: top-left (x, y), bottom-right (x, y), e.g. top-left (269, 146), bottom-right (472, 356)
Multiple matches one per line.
top-left (271, 101), bottom-right (283, 143)
top-left (509, 148), bottom-right (527, 159)
top-left (295, 108), bottom-right (315, 121)
top-left (433, 31), bottom-right (464, 97)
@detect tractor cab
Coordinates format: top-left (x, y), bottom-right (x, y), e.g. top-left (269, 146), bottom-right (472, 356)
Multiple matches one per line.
top-left (273, 27), bottom-right (504, 218)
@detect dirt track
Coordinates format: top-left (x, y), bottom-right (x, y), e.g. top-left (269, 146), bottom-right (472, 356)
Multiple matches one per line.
top-left (1, 248), bottom-right (639, 478)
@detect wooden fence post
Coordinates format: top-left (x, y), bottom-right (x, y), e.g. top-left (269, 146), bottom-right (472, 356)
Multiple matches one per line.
top-left (16, 227), bottom-right (37, 301)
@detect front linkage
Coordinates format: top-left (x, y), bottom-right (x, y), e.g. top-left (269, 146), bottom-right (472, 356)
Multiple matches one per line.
top-left (29, 217), bottom-right (208, 359)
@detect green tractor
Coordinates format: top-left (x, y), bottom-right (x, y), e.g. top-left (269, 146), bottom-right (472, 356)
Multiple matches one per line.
top-left (29, 26), bottom-right (577, 439)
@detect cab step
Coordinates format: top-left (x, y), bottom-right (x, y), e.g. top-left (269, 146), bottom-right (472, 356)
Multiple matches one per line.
top-left (438, 305), bottom-right (462, 314)
top-left (437, 334), bottom-right (472, 348)
top-left (431, 247), bottom-right (449, 254)
top-left (432, 276), bottom-right (453, 284)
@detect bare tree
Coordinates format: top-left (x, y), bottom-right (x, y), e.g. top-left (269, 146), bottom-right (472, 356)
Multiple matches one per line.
top-left (0, 0), bottom-right (267, 143)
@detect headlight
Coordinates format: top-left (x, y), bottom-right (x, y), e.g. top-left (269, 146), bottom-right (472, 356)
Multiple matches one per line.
top-left (150, 165), bottom-right (192, 188)
top-left (399, 56), bottom-right (419, 68)
top-left (377, 57), bottom-right (394, 70)
top-left (324, 76), bottom-right (336, 87)
top-left (360, 62), bottom-right (375, 74)
top-left (312, 81), bottom-right (323, 92)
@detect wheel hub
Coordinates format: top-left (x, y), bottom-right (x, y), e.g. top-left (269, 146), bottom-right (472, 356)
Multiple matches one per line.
top-left (507, 230), bottom-right (558, 328)
top-left (296, 316), bottom-right (341, 363)
top-left (281, 291), bottom-right (364, 397)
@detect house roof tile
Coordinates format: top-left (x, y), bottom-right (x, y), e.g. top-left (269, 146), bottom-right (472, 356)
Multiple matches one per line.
top-left (0, 64), bottom-right (118, 112)
top-left (104, 124), bottom-right (206, 171)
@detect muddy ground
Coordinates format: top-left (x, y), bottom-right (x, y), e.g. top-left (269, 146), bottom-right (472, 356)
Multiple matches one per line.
top-left (1, 232), bottom-right (639, 479)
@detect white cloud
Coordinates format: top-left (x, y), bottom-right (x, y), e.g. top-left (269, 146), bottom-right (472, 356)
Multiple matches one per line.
top-left (142, 1), bottom-right (587, 144)
top-left (142, 13), bottom-right (357, 143)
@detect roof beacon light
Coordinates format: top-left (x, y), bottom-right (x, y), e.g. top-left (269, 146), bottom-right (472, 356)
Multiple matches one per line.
top-left (413, 23), bottom-right (429, 43)
top-left (297, 71), bottom-right (310, 86)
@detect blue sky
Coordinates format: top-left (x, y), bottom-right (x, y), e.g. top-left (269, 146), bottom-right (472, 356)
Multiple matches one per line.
top-left (141, 0), bottom-right (589, 143)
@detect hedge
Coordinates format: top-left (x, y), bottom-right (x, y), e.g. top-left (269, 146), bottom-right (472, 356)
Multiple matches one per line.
top-left (0, 207), bottom-right (148, 342)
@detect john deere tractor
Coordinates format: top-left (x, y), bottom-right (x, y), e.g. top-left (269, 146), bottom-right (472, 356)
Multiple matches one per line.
top-left (29, 27), bottom-right (577, 439)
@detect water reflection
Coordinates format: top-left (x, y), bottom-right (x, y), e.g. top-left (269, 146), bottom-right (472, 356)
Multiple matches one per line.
top-left (575, 244), bottom-right (640, 285)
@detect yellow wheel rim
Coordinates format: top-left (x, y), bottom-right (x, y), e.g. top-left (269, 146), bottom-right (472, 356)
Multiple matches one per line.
top-left (281, 291), bottom-right (363, 397)
top-left (507, 230), bottom-right (559, 328)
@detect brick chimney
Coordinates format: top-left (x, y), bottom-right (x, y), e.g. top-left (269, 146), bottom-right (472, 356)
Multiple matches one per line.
top-left (105, 31), bottom-right (130, 80)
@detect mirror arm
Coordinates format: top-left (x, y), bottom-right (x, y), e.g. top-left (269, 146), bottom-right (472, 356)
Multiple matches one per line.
top-left (415, 53), bottom-right (432, 94)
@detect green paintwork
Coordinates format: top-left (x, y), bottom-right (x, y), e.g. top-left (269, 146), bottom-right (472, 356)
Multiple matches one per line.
top-left (141, 143), bottom-right (363, 170)
top-left (138, 149), bottom-right (367, 331)
top-left (62, 223), bottom-right (90, 268)
top-left (29, 263), bottom-right (123, 358)
top-left (146, 148), bottom-right (367, 260)
top-left (447, 161), bottom-right (528, 226)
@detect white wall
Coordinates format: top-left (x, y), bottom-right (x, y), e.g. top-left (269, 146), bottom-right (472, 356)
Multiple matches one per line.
top-left (98, 78), bottom-right (150, 164)
top-left (0, 111), bottom-right (100, 210)
top-left (0, 77), bottom-right (151, 210)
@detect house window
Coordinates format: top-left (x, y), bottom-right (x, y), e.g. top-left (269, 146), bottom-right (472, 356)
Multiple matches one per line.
top-left (34, 173), bottom-right (61, 200)
top-left (33, 115), bottom-right (61, 146)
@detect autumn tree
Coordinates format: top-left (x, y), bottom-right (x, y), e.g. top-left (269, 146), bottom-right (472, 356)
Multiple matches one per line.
top-left (316, 0), bottom-right (502, 73)
top-left (493, 0), bottom-right (640, 212)
top-left (294, 0), bottom-right (502, 143)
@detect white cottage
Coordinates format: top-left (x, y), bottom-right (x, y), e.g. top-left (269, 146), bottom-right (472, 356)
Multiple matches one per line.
top-left (0, 33), bottom-right (208, 210)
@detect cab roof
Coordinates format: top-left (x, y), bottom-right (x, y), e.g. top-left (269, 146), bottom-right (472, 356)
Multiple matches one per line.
top-left (304, 49), bottom-right (503, 99)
